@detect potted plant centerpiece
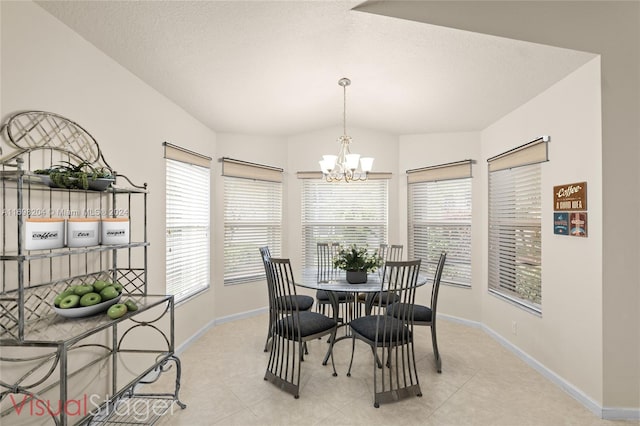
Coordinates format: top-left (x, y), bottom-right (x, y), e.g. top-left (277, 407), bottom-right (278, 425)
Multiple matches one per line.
top-left (333, 244), bottom-right (382, 284)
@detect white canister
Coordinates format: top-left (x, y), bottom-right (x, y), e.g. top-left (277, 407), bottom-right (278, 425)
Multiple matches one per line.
top-left (67, 218), bottom-right (100, 247)
top-left (24, 218), bottom-right (65, 250)
top-left (101, 218), bottom-right (130, 245)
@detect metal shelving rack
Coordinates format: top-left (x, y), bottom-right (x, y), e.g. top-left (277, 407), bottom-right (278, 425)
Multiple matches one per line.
top-left (0, 111), bottom-right (185, 425)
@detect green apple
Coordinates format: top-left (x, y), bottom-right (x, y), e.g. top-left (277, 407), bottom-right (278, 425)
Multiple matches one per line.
top-left (124, 299), bottom-right (138, 312)
top-left (107, 303), bottom-right (127, 319)
top-left (112, 282), bottom-right (124, 293)
top-left (53, 289), bottom-right (75, 306)
top-left (79, 292), bottom-right (102, 307)
top-left (59, 294), bottom-right (80, 309)
top-left (93, 280), bottom-right (110, 292)
top-left (74, 285), bottom-right (94, 296)
top-left (100, 286), bottom-right (119, 301)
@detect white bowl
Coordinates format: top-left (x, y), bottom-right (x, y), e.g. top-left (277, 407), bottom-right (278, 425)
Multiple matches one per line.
top-left (54, 294), bottom-right (122, 318)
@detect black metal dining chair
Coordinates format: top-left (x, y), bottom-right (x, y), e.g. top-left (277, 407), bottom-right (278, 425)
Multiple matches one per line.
top-left (260, 247), bottom-right (314, 352)
top-left (346, 259), bottom-right (423, 407)
top-left (387, 252), bottom-right (446, 373)
top-left (263, 257), bottom-right (337, 398)
top-left (315, 242), bottom-right (351, 321)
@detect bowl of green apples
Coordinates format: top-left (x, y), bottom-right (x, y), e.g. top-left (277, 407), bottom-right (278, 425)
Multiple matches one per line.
top-left (53, 280), bottom-right (123, 318)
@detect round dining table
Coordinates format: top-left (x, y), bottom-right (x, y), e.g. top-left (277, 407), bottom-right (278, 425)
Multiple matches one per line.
top-left (296, 269), bottom-right (429, 365)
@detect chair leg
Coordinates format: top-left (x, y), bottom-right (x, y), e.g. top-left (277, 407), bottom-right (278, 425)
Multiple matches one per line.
top-left (346, 335), bottom-right (357, 377)
top-left (264, 319), bottom-right (273, 352)
top-left (327, 329), bottom-right (338, 377)
top-left (431, 325), bottom-right (442, 373)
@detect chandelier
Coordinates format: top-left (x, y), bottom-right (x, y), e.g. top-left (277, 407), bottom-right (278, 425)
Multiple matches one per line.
top-left (319, 78), bottom-right (374, 182)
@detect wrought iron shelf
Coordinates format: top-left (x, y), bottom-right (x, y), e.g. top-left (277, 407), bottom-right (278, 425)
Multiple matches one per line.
top-left (0, 295), bottom-right (172, 346)
top-left (0, 170), bottom-right (148, 194)
top-left (0, 241), bottom-right (150, 261)
top-left (0, 111), bottom-right (183, 425)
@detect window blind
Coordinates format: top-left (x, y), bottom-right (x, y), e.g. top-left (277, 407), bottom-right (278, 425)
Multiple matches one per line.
top-left (301, 179), bottom-right (388, 269)
top-left (166, 158), bottom-right (210, 302)
top-left (408, 178), bottom-right (472, 286)
top-left (224, 177), bottom-right (282, 285)
top-left (488, 164), bottom-right (542, 312)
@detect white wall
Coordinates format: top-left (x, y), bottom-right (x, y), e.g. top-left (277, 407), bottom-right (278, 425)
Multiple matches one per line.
top-left (480, 58), bottom-right (603, 404)
top-left (0, 1), bottom-right (217, 347)
top-left (397, 58), bottom-right (604, 409)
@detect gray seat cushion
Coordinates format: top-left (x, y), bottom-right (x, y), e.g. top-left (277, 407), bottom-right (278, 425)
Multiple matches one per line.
top-left (276, 311), bottom-right (337, 339)
top-left (386, 302), bottom-right (432, 322)
top-left (276, 295), bottom-right (314, 311)
top-left (349, 315), bottom-right (411, 345)
top-left (357, 291), bottom-right (400, 305)
top-left (316, 290), bottom-right (350, 301)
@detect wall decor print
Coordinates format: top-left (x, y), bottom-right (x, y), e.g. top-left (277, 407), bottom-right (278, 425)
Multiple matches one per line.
top-left (554, 212), bottom-right (569, 235)
top-left (554, 181), bottom-right (587, 211)
top-left (569, 212), bottom-right (588, 237)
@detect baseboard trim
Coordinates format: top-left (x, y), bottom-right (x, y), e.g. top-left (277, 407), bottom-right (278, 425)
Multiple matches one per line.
top-left (175, 306), bottom-right (268, 355)
top-left (438, 314), bottom-right (640, 421)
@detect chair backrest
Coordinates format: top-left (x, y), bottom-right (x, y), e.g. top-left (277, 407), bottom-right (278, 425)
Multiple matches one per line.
top-left (317, 242), bottom-right (339, 282)
top-left (374, 259), bottom-right (422, 340)
top-left (430, 252), bottom-right (447, 323)
top-left (378, 244), bottom-right (388, 263)
top-left (377, 259), bottom-right (421, 324)
top-left (378, 244), bottom-right (404, 280)
top-left (387, 244), bottom-right (403, 261)
top-left (265, 257), bottom-right (302, 314)
top-left (259, 246), bottom-right (271, 263)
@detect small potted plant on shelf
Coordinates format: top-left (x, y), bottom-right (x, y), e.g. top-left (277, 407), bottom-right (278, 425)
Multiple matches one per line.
top-left (333, 244), bottom-right (382, 284)
top-left (34, 161), bottom-right (114, 191)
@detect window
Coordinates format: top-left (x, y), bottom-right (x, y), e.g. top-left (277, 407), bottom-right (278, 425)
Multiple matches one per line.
top-left (408, 178), bottom-right (472, 286)
top-left (165, 143), bottom-right (211, 303)
top-left (301, 179), bottom-right (388, 269)
top-left (222, 158), bottom-right (283, 285)
top-left (487, 137), bottom-right (548, 313)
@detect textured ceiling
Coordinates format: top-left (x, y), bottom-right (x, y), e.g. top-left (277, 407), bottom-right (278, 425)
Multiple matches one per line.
top-left (37, 1), bottom-right (595, 136)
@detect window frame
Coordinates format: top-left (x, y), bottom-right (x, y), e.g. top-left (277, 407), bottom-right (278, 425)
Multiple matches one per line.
top-left (165, 144), bottom-right (211, 304)
top-left (407, 176), bottom-right (472, 287)
top-left (222, 159), bottom-right (283, 285)
top-left (486, 136), bottom-right (548, 314)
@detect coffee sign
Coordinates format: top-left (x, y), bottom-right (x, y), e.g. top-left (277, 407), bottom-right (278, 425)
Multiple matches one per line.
top-left (554, 181), bottom-right (587, 211)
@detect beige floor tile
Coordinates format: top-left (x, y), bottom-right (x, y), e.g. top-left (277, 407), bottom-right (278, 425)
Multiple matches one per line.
top-left (142, 313), bottom-right (637, 426)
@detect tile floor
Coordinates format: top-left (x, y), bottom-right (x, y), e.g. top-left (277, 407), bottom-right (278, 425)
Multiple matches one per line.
top-left (153, 313), bottom-right (635, 426)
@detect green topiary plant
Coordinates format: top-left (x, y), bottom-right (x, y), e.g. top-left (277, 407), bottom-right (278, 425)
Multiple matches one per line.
top-left (34, 161), bottom-right (113, 190)
top-left (333, 244), bottom-right (382, 273)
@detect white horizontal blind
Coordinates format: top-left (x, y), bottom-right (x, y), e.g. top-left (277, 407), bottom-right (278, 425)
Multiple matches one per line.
top-left (166, 159), bottom-right (210, 302)
top-left (302, 180), bottom-right (388, 269)
top-left (488, 164), bottom-right (542, 312)
top-left (224, 177), bottom-right (282, 284)
top-left (408, 178), bottom-right (472, 286)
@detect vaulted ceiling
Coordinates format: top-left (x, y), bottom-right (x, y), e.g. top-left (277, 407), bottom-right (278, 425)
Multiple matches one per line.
top-left (37, 1), bottom-right (595, 136)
